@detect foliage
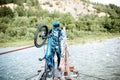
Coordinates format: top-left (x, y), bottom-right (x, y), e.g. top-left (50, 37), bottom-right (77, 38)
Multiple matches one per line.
top-left (0, 0), bottom-right (120, 45)
top-left (0, 17), bottom-right (11, 33)
top-left (0, 0), bottom-right (13, 5)
top-left (0, 0), bottom-right (26, 5)
top-left (14, 6), bottom-right (26, 16)
top-left (93, 3), bottom-right (120, 32)
top-left (0, 6), bottom-right (14, 17)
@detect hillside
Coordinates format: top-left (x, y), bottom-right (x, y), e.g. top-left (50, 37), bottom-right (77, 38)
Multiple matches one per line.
top-left (0, 0), bottom-right (120, 47)
top-left (2, 0), bottom-right (107, 18)
top-left (38, 0), bottom-right (98, 18)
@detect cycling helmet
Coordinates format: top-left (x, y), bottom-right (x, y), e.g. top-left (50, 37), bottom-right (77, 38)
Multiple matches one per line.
top-left (52, 21), bottom-right (60, 27)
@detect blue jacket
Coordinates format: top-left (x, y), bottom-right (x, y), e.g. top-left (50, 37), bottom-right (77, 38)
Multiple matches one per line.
top-left (45, 27), bottom-right (64, 67)
top-left (51, 27), bottom-right (64, 52)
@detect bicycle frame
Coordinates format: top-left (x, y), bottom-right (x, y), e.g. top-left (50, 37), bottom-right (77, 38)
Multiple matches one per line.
top-left (34, 24), bottom-right (55, 79)
top-left (45, 37), bottom-right (54, 68)
top-left (40, 35), bottom-right (55, 79)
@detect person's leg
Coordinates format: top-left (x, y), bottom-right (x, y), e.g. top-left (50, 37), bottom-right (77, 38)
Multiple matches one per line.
top-left (56, 52), bottom-right (60, 67)
top-left (51, 48), bottom-right (55, 66)
top-left (56, 47), bottom-right (61, 68)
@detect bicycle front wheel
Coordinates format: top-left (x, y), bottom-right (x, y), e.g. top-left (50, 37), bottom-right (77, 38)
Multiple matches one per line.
top-left (34, 24), bottom-right (48, 48)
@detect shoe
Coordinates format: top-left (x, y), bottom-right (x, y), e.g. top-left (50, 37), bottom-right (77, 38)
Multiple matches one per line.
top-left (48, 65), bottom-right (52, 72)
top-left (57, 67), bottom-right (61, 71)
top-left (47, 68), bottom-right (52, 78)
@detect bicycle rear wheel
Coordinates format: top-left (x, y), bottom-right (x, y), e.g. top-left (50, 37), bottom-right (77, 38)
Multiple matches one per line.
top-left (34, 24), bottom-right (48, 48)
top-left (47, 57), bottom-right (55, 79)
top-left (40, 61), bottom-right (48, 80)
top-left (45, 59), bottom-right (55, 79)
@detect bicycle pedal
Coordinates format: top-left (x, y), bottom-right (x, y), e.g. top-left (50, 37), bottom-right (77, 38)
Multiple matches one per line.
top-left (47, 71), bottom-right (52, 78)
top-left (38, 58), bottom-right (43, 61)
top-left (57, 77), bottom-right (61, 80)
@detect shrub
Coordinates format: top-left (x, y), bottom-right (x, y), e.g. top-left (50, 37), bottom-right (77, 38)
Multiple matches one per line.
top-left (0, 32), bottom-right (5, 42)
top-left (0, 6), bottom-right (14, 17)
top-left (11, 17), bottom-right (30, 27)
top-left (5, 27), bottom-right (17, 37)
top-left (43, 2), bottom-right (50, 5)
top-left (55, 2), bottom-right (60, 5)
top-left (0, 23), bottom-right (8, 33)
top-left (0, 17), bottom-right (11, 33)
top-left (66, 24), bottom-right (76, 32)
top-left (59, 13), bottom-right (75, 26)
top-left (26, 8), bottom-right (35, 17)
top-left (15, 6), bottom-right (26, 16)
top-left (67, 31), bottom-right (75, 39)
top-left (49, 4), bottom-right (53, 7)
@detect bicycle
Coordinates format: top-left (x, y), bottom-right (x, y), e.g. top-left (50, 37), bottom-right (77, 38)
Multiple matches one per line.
top-left (34, 24), bottom-right (55, 80)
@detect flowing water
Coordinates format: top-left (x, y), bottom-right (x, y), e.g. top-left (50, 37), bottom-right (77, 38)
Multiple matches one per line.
top-left (0, 38), bottom-right (120, 80)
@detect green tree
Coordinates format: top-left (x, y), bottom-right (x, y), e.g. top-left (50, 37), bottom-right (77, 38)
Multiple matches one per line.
top-left (0, 0), bottom-right (13, 5)
top-left (0, 6), bottom-right (14, 17)
top-left (15, 6), bottom-right (26, 16)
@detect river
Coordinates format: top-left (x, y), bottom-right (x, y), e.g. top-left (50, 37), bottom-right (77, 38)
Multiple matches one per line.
top-left (0, 37), bottom-right (120, 80)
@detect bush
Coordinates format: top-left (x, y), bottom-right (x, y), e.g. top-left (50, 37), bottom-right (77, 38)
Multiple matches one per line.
top-left (59, 13), bottom-right (75, 26)
top-left (26, 8), bottom-right (35, 17)
top-left (49, 11), bottom-right (62, 19)
top-left (0, 23), bottom-right (8, 33)
top-left (0, 0), bottom-right (13, 5)
top-left (67, 31), bottom-right (75, 39)
top-left (0, 17), bottom-right (11, 33)
top-left (0, 32), bottom-right (13, 42)
top-left (0, 6), bottom-right (14, 17)
top-left (11, 17), bottom-right (30, 27)
top-left (55, 2), bottom-right (60, 5)
top-left (43, 2), bottom-right (50, 5)
top-left (0, 32), bottom-right (5, 42)
top-left (49, 4), bottom-right (53, 7)
top-left (66, 24), bottom-right (76, 32)
top-left (5, 27), bottom-right (17, 37)
top-left (15, 6), bottom-right (26, 16)
top-left (29, 17), bottom-right (38, 27)
top-left (25, 28), bottom-right (35, 40)
top-left (5, 26), bottom-right (27, 38)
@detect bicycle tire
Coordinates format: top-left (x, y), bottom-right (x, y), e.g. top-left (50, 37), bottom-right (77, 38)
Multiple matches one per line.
top-left (40, 61), bottom-right (48, 80)
top-left (34, 24), bottom-right (48, 48)
top-left (44, 60), bottom-right (55, 79)
top-left (47, 57), bottom-right (55, 79)
top-left (40, 72), bottom-right (47, 80)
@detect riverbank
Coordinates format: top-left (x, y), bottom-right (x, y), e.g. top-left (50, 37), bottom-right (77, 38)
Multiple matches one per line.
top-left (68, 32), bottom-right (120, 45)
top-left (0, 32), bottom-right (120, 47)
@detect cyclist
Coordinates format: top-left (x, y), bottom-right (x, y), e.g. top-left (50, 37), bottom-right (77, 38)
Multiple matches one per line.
top-left (51, 21), bottom-right (64, 70)
top-left (39, 21), bottom-right (64, 71)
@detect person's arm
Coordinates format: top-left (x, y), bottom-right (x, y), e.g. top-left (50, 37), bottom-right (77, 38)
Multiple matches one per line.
top-left (60, 30), bottom-right (66, 41)
top-left (49, 29), bottom-right (52, 34)
top-left (48, 29), bottom-right (52, 38)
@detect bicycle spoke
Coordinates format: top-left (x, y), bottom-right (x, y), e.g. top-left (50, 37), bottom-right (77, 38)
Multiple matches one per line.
top-left (34, 24), bottom-right (48, 48)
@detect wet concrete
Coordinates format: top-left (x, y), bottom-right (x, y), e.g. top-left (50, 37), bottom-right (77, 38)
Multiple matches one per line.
top-left (0, 37), bottom-right (120, 80)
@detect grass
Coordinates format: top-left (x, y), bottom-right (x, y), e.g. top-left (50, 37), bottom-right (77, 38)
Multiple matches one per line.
top-left (0, 32), bottom-right (120, 47)
top-left (0, 40), bottom-right (33, 47)
top-left (68, 32), bottom-right (120, 45)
